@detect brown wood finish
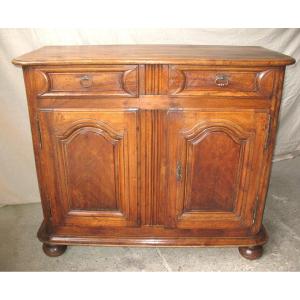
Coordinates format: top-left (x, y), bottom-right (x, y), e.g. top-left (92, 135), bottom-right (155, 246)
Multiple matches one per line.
top-left (169, 66), bottom-right (275, 98)
top-left (165, 110), bottom-right (269, 230)
top-left (238, 245), bottom-right (263, 260)
top-left (13, 45), bottom-right (295, 260)
top-left (42, 243), bottom-right (67, 257)
top-left (12, 45), bottom-right (295, 66)
top-left (33, 65), bottom-right (138, 97)
top-left (38, 109), bottom-right (139, 228)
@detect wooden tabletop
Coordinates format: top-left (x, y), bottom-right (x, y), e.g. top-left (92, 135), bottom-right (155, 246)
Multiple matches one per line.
top-left (12, 45), bottom-right (295, 66)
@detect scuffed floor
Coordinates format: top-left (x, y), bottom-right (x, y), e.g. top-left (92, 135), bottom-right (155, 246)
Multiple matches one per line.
top-left (0, 157), bottom-right (299, 271)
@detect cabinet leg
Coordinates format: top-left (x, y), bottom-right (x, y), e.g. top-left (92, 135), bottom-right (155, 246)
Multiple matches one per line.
top-left (238, 245), bottom-right (263, 260)
top-left (42, 243), bottom-right (67, 257)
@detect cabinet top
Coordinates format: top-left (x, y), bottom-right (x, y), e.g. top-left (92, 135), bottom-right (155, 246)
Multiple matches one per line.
top-left (12, 45), bottom-right (295, 67)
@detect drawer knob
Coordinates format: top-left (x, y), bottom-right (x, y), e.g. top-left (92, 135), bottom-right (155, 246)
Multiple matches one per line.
top-left (80, 75), bottom-right (92, 88)
top-left (215, 74), bottom-right (229, 87)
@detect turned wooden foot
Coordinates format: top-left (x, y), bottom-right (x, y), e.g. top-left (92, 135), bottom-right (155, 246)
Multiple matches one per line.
top-left (238, 245), bottom-right (263, 260)
top-left (42, 243), bottom-right (67, 257)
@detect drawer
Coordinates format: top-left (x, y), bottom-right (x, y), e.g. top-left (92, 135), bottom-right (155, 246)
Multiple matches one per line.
top-left (35, 65), bottom-right (138, 97)
top-left (169, 66), bottom-right (275, 98)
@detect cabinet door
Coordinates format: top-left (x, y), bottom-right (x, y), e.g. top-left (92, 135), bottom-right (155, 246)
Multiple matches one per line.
top-left (165, 109), bottom-right (269, 231)
top-left (39, 109), bottom-right (139, 227)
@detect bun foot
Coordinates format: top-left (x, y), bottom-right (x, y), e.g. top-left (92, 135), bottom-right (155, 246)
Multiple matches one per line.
top-left (43, 243), bottom-right (67, 257)
top-left (238, 245), bottom-right (263, 260)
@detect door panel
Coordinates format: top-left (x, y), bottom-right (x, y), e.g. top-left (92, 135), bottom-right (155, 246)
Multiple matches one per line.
top-left (166, 110), bottom-right (269, 230)
top-left (61, 124), bottom-right (120, 211)
top-left (39, 109), bottom-right (139, 227)
top-left (185, 130), bottom-right (242, 212)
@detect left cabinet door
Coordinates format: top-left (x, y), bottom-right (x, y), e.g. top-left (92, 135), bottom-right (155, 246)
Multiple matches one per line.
top-left (38, 109), bottom-right (139, 228)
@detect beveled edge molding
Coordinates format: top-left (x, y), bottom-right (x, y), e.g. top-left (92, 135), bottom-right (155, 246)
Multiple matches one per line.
top-left (37, 220), bottom-right (268, 247)
top-left (122, 68), bottom-right (138, 96)
top-left (57, 119), bottom-right (124, 143)
top-left (34, 69), bottom-right (50, 96)
top-left (176, 120), bottom-right (256, 227)
top-left (32, 65), bottom-right (139, 98)
top-left (53, 119), bottom-right (131, 223)
top-left (255, 69), bottom-right (275, 98)
top-left (181, 120), bottom-right (252, 144)
top-left (169, 68), bottom-right (186, 95)
top-left (169, 65), bottom-right (276, 98)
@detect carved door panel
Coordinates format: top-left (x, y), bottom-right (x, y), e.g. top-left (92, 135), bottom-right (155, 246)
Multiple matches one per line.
top-left (39, 109), bottom-right (139, 227)
top-left (166, 109), bottom-right (269, 231)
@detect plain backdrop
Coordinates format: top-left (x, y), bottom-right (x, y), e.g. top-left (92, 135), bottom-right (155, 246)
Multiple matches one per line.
top-left (0, 28), bottom-right (299, 206)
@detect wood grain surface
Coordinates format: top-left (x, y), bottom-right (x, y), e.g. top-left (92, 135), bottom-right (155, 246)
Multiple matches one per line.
top-left (13, 45), bottom-right (295, 66)
top-left (13, 45), bottom-right (294, 259)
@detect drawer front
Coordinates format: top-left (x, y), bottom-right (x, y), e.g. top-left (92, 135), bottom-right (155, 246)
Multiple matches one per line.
top-left (169, 66), bottom-right (275, 98)
top-left (35, 65), bottom-right (138, 97)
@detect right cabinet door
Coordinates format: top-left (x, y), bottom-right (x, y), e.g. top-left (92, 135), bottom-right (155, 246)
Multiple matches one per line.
top-left (165, 109), bottom-right (270, 231)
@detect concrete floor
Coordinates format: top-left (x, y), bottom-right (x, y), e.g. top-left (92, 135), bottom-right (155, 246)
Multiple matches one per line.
top-left (0, 157), bottom-right (299, 271)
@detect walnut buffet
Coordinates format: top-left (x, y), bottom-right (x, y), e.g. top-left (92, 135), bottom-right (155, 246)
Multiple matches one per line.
top-left (13, 45), bottom-right (295, 259)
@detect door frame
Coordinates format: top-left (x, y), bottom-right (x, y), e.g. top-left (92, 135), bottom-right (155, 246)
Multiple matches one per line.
top-left (38, 108), bottom-right (139, 228)
top-left (165, 109), bottom-right (269, 231)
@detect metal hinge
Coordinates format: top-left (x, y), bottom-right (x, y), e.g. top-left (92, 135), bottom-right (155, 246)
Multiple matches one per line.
top-left (264, 114), bottom-right (272, 149)
top-left (36, 118), bottom-right (42, 149)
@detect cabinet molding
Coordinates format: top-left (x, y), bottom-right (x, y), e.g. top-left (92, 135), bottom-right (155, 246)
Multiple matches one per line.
top-left (13, 45), bottom-right (294, 259)
top-left (169, 66), bottom-right (275, 98)
top-left (33, 65), bottom-right (138, 98)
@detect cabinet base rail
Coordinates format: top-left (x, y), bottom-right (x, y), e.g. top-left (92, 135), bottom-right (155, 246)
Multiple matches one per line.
top-left (38, 221), bottom-right (268, 260)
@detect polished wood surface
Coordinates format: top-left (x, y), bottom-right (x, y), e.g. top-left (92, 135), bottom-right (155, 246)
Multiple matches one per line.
top-left (13, 45), bottom-right (294, 259)
top-left (238, 245), bottom-right (263, 260)
top-left (169, 66), bottom-right (275, 98)
top-left (42, 243), bottom-right (67, 257)
top-left (33, 65), bottom-right (138, 97)
top-left (165, 110), bottom-right (269, 230)
top-left (12, 45), bottom-right (295, 66)
top-left (38, 109), bottom-right (139, 227)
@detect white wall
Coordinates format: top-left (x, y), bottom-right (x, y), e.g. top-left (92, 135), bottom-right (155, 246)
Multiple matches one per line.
top-left (0, 28), bottom-right (299, 205)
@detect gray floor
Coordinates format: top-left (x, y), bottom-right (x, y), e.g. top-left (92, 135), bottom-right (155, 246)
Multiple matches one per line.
top-left (1, 157), bottom-right (299, 271)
